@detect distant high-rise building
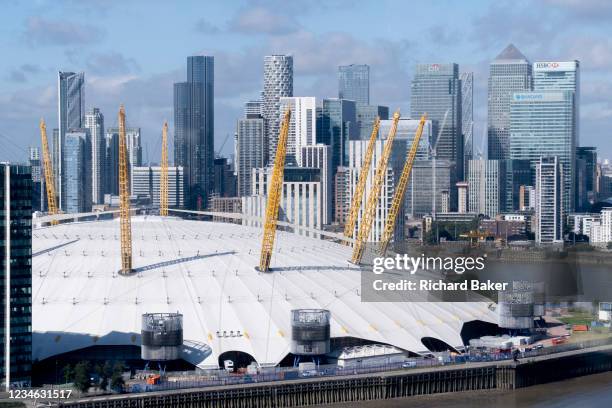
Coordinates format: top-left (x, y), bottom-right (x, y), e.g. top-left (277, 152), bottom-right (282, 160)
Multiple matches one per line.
top-left (510, 91), bottom-right (575, 213)
top-left (174, 55), bottom-right (214, 209)
top-left (457, 181), bottom-right (468, 213)
top-left (104, 127), bottom-right (141, 197)
top-left (263, 55), bottom-right (293, 164)
top-left (29, 147), bottom-right (43, 212)
top-left (460, 72), bottom-right (473, 173)
top-left (52, 128), bottom-right (59, 191)
top-left (334, 167), bottom-right (351, 225)
top-left (57, 71), bottom-right (85, 209)
top-left (577, 147), bottom-right (597, 206)
top-left (535, 156), bottom-right (563, 245)
top-left (244, 100), bottom-right (262, 118)
top-left (236, 104), bottom-right (265, 197)
top-left (1, 164), bottom-right (32, 390)
top-left (104, 130), bottom-right (119, 196)
top-left (533, 61), bottom-right (580, 144)
top-left (411, 63), bottom-right (463, 204)
top-left (505, 159), bottom-right (532, 211)
top-left (348, 135), bottom-right (407, 242)
top-left (64, 129), bottom-right (91, 213)
top-left (519, 185), bottom-right (536, 211)
top-left (279, 97), bottom-right (317, 164)
top-left (380, 118), bottom-right (433, 160)
top-left (131, 166), bottom-right (184, 208)
top-left (338, 64), bottom-right (370, 105)
top-left (212, 157), bottom-right (237, 198)
top-left (406, 160), bottom-right (452, 218)
top-left (301, 144), bottom-right (332, 224)
top-left (356, 104), bottom-right (389, 139)
top-left (468, 159), bottom-right (505, 218)
top-left (243, 167), bottom-right (323, 237)
top-left (84, 108), bottom-right (105, 204)
top-left (318, 98), bottom-right (357, 169)
top-left (487, 44), bottom-right (532, 161)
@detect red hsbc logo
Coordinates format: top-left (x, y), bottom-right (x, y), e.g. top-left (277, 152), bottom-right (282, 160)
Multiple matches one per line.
top-left (536, 62), bottom-right (561, 69)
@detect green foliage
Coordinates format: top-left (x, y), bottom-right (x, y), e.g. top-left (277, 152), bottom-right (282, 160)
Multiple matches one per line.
top-left (73, 361), bottom-right (91, 393)
top-left (62, 364), bottom-right (74, 384)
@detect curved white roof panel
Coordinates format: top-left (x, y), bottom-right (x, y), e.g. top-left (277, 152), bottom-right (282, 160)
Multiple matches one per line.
top-left (32, 216), bottom-right (497, 368)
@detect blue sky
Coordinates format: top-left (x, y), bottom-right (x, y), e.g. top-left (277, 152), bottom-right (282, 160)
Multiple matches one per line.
top-left (1, 0), bottom-right (612, 162)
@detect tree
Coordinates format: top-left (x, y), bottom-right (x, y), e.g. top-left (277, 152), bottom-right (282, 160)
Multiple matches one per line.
top-left (110, 361), bottom-right (126, 392)
top-left (62, 364), bottom-right (74, 384)
top-left (100, 376), bottom-right (109, 391)
top-left (73, 361), bottom-right (91, 393)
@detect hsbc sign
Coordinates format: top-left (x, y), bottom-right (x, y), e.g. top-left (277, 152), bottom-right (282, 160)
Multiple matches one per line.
top-left (534, 61), bottom-right (577, 72)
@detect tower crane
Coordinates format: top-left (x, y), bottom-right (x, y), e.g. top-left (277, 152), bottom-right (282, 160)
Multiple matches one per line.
top-left (160, 121), bottom-right (169, 216)
top-left (258, 109), bottom-right (292, 272)
top-left (351, 111), bottom-right (400, 265)
top-left (118, 105), bottom-right (133, 275)
top-left (431, 109), bottom-right (449, 220)
top-left (343, 117), bottom-right (380, 242)
top-left (39, 119), bottom-right (58, 225)
top-left (378, 114), bottom-right (427, 256)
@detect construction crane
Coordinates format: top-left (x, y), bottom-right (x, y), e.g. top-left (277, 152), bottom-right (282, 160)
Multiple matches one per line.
top-left (431, 109), bottom-right (449, 220)
top-left (378, 114), bottom-right (428, 256)
top-left (258, 109), bottom-right (291, 272)
top-left (39, 119), bottom-right (58, 225)
top-left (118, 105), bottom-right (133, 275)
top-left (343, 117), bottom-right (380, 242)
top-left (160, 121), bottom-right (169, 216)
top-left (351, 111), bottom-right (400, 265)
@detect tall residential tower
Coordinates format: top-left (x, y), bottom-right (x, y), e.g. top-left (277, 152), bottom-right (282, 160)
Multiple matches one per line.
top-left (263, 55), bottom-right (293, 164)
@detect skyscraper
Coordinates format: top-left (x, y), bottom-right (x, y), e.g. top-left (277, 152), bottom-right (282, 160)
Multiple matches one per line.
top-left (236, 101), bottom-right (265, 197)
top-left (1, 164), bottom-right (32, 390)
top-left (300, 144), bottom-right (332, 224)
top-left (510, 91), bottom-right (575, 213)
top-left (535, 156), bottom-right (563, 245)
top-left (279, 97), bottom-right (317, 165)
top-left (174, 55), bottom-right (214, 210)
top-left (338, 64), bottom-right (370, 105)
top-left (533, 61), bottom-right (580, 144)
top-left (487, 44), bottom-right (532, 161)
top-left (410, 63), bottom-right (463, 200)
top-left (104, 127), bottom-right (141, 197)
top-left (577, 146), bottom-right (597, 206)
top-left (85, 108), bottom-right (105, 205)
top-left (318, 98), bottom-right (357, 170)
top-left (64, 129), bottom-right (91, 213)
top-left (468, 159), bottom-right (506, 218)
top-left (460, 72), bottom-right (473, 174)
top-left (356, 104), bottom-right (389, 139)
top-left (132, 166), bottom-right (184, 209)
top-left (263, 55), bottom-right (293, 164)
top-left (28, 147), bottom-right (43, 212)
top-left (57, 71), bottom-right (85, 210)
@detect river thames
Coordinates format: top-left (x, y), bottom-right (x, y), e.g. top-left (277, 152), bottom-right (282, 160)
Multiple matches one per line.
top-left (317, 372), bottom-right (612, 407)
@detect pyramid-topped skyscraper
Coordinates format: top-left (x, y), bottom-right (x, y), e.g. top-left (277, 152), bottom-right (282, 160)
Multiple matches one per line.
top-left (487, 44), bottom-right (532, 161)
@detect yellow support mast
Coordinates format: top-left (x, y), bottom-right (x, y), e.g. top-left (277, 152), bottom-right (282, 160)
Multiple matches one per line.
top-left (160, 121), bottom-right (169, 216)
top-left (378, 114), bottom-right (427, 256)
top-left (343, 117), bottom-right (380, 242)
top-left (39, 119), bottom-right (58, 225)
top-left (351, 111), bottom-right (401, 265)
top-left (118, 105), bottom-right (133, 275)
top-left (258, 109), bottom-right (291, 272)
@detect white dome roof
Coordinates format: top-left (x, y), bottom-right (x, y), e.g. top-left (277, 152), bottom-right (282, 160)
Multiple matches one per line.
top-left (32, 216), bottom-right (497, 368)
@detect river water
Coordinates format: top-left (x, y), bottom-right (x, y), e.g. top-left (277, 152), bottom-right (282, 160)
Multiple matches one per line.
top-left (316, 372), bottom-right (612, 407)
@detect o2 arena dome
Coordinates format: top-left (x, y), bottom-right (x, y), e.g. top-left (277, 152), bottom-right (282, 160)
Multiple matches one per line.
top-left (32, 216), bottom-right (497, 369)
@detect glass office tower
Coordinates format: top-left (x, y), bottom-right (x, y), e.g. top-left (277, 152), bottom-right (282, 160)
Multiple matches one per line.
top-left (510, 91), bottom-right (575, 213)
top-left (1, 164), bottom-right (32, 389)
top-left (487, 45), bottom-right (532, 161)
top-left (338, 64), bottom-right (370, 105)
